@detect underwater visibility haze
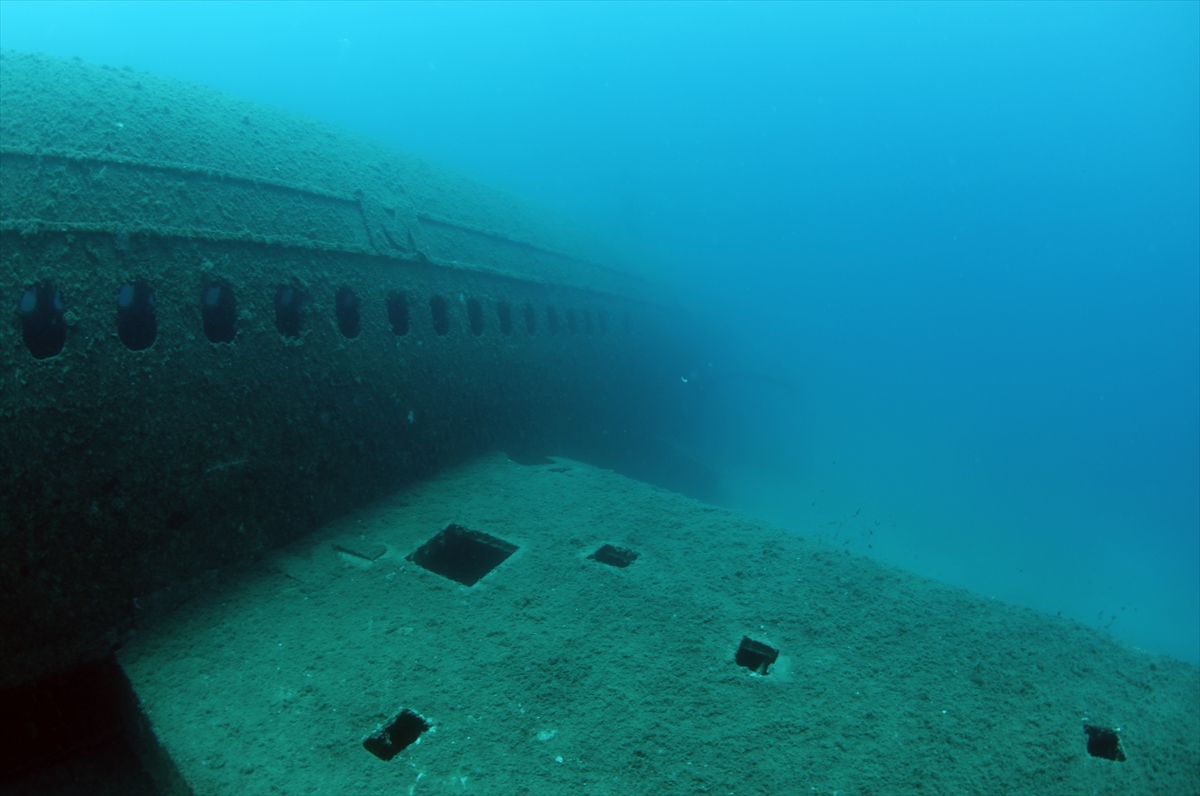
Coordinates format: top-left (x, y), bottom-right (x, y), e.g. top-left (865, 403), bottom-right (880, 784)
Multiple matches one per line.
top-left (0, 0), bottom-right (1196, 678)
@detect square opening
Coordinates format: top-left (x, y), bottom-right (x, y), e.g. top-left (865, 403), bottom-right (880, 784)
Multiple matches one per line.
top-left (1084, 724), bottom-right (1126, 762)
top-left (588, 544), bottom-right (639, 568)
top-left (407, 524), bottom-right (517, 586)
top-left (735, 636), bottom-right (779, 675)
top-left (363, 709), bottom-right (431, 761)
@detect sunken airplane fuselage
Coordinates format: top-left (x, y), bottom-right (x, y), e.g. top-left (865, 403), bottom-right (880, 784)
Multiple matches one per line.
top-left (0, 50), bottom-right (707, 688)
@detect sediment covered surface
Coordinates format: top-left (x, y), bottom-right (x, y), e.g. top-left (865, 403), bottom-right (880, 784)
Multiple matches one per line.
top-left (119, 453), bottom-right (1200, 795)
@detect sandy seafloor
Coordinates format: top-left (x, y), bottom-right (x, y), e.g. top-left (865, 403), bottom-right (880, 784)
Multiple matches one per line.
top-left (118, 453), bottom-right (1200, 796)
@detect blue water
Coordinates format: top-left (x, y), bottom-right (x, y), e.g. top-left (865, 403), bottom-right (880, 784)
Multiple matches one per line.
top-left (2, 1), bottom-right (1197, 663)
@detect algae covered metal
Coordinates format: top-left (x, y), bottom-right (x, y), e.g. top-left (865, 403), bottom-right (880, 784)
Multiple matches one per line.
top-left (0, 50), bottom-right (704, 688)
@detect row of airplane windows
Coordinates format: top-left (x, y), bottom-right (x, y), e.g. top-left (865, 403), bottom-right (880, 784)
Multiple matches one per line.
top-left (14, 282), bottom-right (626, 360)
